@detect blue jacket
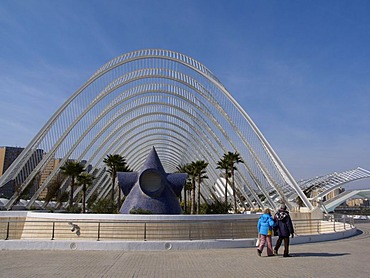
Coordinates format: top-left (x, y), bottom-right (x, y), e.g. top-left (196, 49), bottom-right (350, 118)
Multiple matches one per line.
top-left (257, 213), bottom-right (276, 236)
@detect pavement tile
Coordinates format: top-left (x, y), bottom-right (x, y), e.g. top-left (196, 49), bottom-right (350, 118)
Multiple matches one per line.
top-left (0, 222), bottom-right (369, 278)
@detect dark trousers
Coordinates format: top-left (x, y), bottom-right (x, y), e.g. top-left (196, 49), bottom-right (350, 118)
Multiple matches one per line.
top-left (275, 236), bottom-right (290, 256)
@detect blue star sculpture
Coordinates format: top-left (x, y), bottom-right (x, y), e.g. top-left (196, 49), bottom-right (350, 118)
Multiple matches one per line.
top-left (117, 147), bottom-right (187, 214)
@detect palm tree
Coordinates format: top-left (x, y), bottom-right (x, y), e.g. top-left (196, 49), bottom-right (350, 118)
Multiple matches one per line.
top-left (103, 154), bottom-right (127, 206)
top-left (192, 160), bottom-right (209, 214)
top-left (184, 163), bottom-right (197, 214)
top-left (184, 180), bottom-right (192, 213)
top-left (43, 173), bottom-right (63, 209)
top-left (224, 151), bottom-right (244, 213)
top-left (176, 164), bottom-right (190, 212)
top-left (77, 172), bottom-right (95, 213)
top-left (60, 160), bottom-right (85, 207)
top-left (216, 157), bottom-right (230, 204)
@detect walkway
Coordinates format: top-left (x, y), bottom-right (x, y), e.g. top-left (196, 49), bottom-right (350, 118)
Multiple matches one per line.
top-left (0, 222), bottom-right (369, 278)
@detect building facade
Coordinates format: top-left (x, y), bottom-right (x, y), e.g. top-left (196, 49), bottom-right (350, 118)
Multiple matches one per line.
top-left (0, 146), bottom-right (43, 199)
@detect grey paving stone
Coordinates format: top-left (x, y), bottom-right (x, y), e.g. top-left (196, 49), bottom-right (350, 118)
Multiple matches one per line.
top-left (0, 222), bottom-right (369, 278)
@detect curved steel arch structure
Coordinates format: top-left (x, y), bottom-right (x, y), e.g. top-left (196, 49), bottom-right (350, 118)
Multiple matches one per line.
top-left (0, 49), bottom-right (313, 211)
top-left (302, 167), bottom-right (370, 201)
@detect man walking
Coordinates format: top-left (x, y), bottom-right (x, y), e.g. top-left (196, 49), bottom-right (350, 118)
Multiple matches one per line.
top-left (274, 204), bottom-right (294, 257)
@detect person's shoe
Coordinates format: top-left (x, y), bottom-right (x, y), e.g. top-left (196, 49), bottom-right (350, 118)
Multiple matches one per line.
top-left (283, 254), bottom-right (292, 257)
top-left (256, 249), bottom-right (262, 256)
top-left (273, 250), bottom-right (278, 256)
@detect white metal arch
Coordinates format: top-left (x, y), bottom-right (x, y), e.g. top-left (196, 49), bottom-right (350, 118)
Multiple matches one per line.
top-left (309, 168), bottom-right (370, 201)
top-left (0, 49), bottom-right (312, 211)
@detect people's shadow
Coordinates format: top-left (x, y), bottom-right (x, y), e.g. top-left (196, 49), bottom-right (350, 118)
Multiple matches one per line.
top-left (291, 252), bottom-right (350, 257)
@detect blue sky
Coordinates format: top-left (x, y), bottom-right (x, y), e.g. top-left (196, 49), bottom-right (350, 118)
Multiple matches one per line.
top-left (0, 0), bottom-right (369, 181)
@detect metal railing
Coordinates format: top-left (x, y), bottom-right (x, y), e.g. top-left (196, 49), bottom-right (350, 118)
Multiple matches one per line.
top-left (293, 214), bottom-right (354, 235)
top-left (0, 215), bottom-right (355, 241)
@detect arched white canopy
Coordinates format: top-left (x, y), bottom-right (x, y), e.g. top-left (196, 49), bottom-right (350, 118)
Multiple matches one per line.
top-left (0, 49), bottom-right (312, 211)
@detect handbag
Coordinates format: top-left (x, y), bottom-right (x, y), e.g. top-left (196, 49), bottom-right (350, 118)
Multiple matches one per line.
top-left (255, 234), bottom-right (260, 246)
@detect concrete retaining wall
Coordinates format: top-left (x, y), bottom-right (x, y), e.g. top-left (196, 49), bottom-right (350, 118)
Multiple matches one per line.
top-left (0, 210), bottom-right (358, 251)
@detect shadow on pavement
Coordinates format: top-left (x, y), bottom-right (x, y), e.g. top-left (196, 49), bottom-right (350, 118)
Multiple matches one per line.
top-left (292, 252), bottom-right (350, 257)
top-left (354, 229), bottom-right (363, 236)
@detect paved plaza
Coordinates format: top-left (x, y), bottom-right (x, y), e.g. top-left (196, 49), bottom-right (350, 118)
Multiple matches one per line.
top-left (0, 222), bottom-right (369, 278)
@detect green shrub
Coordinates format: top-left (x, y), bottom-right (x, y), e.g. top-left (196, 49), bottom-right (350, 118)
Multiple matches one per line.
top-left (200, 201), bottom-right (231, 214)
top-left (129, 207), bottom-right (152, 214)
top-left (90, 198), bottom-right (118, 214)
top-left (67, 204), bottom-right (82, 213)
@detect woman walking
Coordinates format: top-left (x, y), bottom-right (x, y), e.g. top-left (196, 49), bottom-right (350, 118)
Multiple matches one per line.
top-left (256, 208), bottom-right (276, 257)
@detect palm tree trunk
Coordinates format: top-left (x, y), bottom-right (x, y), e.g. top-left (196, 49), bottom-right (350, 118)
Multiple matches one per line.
top-left (82, 184), bottom-right (86, 213)
top-left (69, 178), bottom-right (75, 207)
top-left (187, 189), bottom-right (190, 213)
top-left (111, 171), bottom-right (116, 205)
top-left (197, 176), bottom-right (201, 214)
top-left (224, 173), bottom-right (228, 204)
top-left (191, 178), bottom-right (195, 214)
top-left (231, 169), bottom-right (237, 213)
top-left (188, 189), bottom-right (191, 211)
top-left (118, 185), bottom-right (121, 208)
